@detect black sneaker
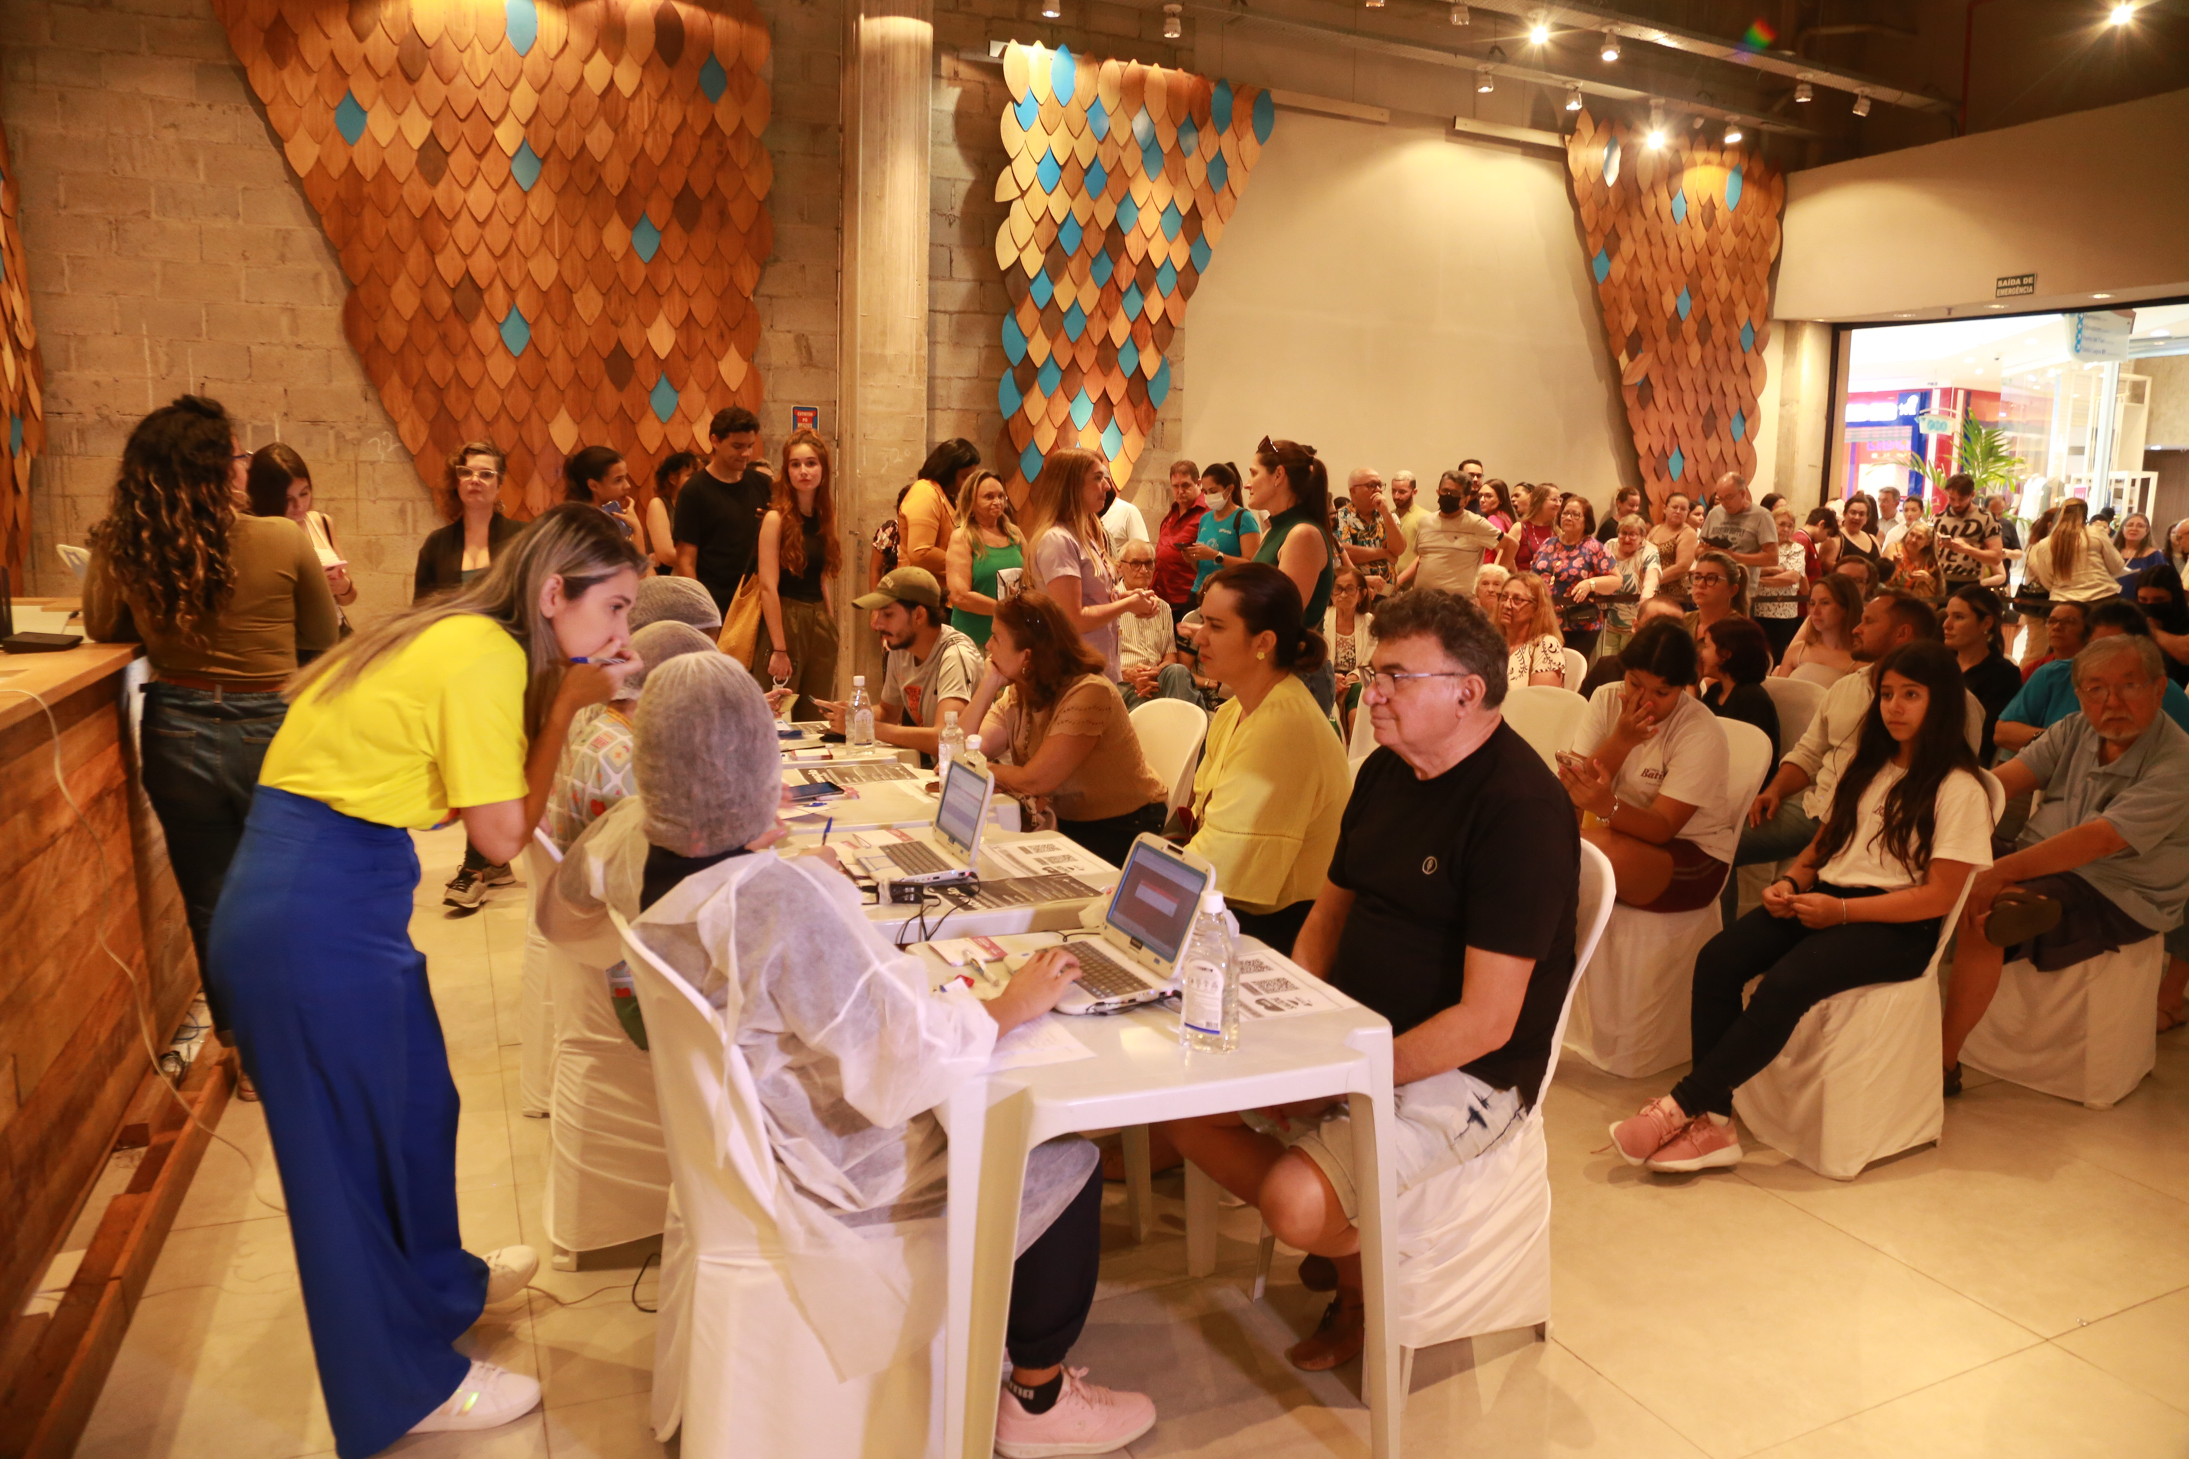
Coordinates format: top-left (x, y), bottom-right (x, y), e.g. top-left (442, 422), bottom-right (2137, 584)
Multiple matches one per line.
top-left (480, 862), bottom-right (516, 890)
top-left (1943, 1062), bottom-right (1963, 1098)
top-left (444, 866), bottom-right (490, 908)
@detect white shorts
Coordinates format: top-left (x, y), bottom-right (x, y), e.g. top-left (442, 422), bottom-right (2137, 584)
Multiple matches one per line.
top-left (1242, 1068), bottom-right (1526, 1224)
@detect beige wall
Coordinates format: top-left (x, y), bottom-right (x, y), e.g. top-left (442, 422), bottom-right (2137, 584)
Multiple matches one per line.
top-left (6, 0), bottom-right (837, 620)
top-left (1181, 110), bottom-right (1636, 514)
top-left (1777, 88), bottom-right (2189, 324)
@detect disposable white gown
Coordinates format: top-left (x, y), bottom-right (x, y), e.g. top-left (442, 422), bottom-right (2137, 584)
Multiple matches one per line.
top-left (547, 799), bottom-right (1097, 1381)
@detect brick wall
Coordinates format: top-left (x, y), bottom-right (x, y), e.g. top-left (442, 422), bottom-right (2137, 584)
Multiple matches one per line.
top-left (927, 2), bottom-right (1188, 526)
top-left (5, 0), bottom-right (837, 621)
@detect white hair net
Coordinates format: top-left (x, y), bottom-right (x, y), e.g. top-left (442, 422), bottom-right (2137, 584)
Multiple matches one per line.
top-left (624, 620), bottom-right (717, 697)
top-left (631, 574), bottom-right (723, 632)
top-left (634, 651), bottom-right (779, 857)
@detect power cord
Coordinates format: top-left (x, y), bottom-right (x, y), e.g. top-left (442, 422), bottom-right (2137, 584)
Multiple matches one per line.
top-left (1, 686), bottom-right (285, 1216)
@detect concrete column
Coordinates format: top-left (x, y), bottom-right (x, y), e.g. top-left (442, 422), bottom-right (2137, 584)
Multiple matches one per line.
top-left (838, 0), bottom-right (933, 687)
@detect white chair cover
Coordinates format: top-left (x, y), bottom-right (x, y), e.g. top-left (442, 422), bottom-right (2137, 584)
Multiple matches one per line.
top-left (525, 834), bottom-right (671, 1256)
top-left (518, 865), bottom-right (559, 1119)
top-left (1386, 842), bottom-right (1615, 1352)
top-left (620, 907), bottom-right (946, 1458)
top-left (1128, 696), bottom-right (1208, 812)
top-left (1963, 936), bottom-right (2166, 1108)
top-left (1734, 771), bottom-right (2005, 1178)
top-left (1500, 685), bottom-right (1589, 771)
top-left (1561, 646), bottom-right (1586, 692)
top-left (1348, 690), bottom-right (1379, 759)
top-left (1760, 676), bottom-right (1826, 756)
top-left (1790, 660), bottom-right (1848, 689)
top-left (1721, 718), bottom-right (1775, 807)
top-left (1562, 902), bottom-right (1721, 1077)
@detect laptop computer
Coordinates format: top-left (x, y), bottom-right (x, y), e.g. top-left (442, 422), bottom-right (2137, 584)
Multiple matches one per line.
top-left (861, 755), bottom-right (997, 884)
top-left (1049, 834), bottom-right (1217, 1015)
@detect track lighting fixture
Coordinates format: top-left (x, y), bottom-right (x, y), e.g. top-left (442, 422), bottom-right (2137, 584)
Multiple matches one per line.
top-left (1565, 85), bottom-right (1583, 111)
top-left (1450, 3), bottom-right (1470, 24)
top-left (1723, 120), bottom-right (1742, 143)
top-left (1163, 2), bottom-right (1181, 38)
top-left (1600, 29), bottom-right (1620, 61)
top-left (1476, 66), bottom-right (1495, 93)
top-left (1852, 91), bottom-right (1871, 117)
top-left (1794, 80), bottom-right (1812, 103)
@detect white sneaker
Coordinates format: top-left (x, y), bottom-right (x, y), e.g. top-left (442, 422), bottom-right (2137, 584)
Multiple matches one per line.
top-left (407, 1360), bottom-right (541, 1433)
top-left (483, 1245), bottom-right (538, 1306)
top-left (994, 1368), bottom-right (1157, 1457)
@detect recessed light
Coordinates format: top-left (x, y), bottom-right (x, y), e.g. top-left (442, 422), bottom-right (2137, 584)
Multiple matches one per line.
top-left (2092, 292), bottom-right (2113, 300)
top-left (1986, 304), bottom-right (2006, 310)
top-left (2155, 329), bottom-right (2173, 338)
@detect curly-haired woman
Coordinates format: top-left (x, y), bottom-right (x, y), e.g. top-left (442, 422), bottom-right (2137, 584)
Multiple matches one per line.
top-left (84, 395), bottom-right (341, 1030)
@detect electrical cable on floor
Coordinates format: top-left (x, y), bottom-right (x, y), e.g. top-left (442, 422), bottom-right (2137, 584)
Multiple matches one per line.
top-left (3, 686), bottom-right (286, 1216)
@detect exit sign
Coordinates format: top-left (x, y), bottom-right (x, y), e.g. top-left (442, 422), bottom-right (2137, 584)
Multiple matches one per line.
top-left (1995, 273), bottom-right (2036, 298)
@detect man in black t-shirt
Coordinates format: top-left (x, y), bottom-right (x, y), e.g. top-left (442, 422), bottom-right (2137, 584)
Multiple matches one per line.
top-left (1163, 589), bottom-right (1580, 1373)
top-left (673, 405), bottom-right (771, 611)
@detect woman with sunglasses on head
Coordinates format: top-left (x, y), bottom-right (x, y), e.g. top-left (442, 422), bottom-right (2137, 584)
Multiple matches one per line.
top-left (84, 397), bottom-right (342, 1036)
top-left (414, 441), bottom-right (529, 907)
top-left (1609, 640), bottom-right (1987, 1171)
top-left (208, 504), bottom-right (646, 1453)
top-left (1248, 436), bottom-right (1338, 712)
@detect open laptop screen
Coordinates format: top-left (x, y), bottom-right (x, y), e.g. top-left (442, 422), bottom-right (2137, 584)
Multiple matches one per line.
top-left (934, 758), bottom-right (989, 856)
top-left (1103, 840), bottom-right (1206, 964)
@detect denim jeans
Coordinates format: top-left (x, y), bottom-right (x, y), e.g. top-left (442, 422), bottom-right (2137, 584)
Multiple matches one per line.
top-left (140, 682), bottom-right (288, 1028)
top-left (1120, 662), bottom-right (1206, 711)
top-left (1719, 796), bottom-right (1820, 926)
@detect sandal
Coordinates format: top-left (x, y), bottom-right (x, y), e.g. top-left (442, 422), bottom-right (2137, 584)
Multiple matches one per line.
top-left (1286, 1293), bottom-right (1365, 1372)
top-left (1982, 890), bottom-right (2062, 950)
top-left (2159, 1004), bottom-right (2187, 1036)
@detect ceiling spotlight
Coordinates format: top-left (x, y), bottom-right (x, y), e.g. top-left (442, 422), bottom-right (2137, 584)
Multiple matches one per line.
top-left (1722, 120), bottom-right (1743, 144)
top-left (1528, 12), bottom-right (1550, 44)
top-left (1794, 80), bottom-right (1813, 103)
top-left (1040, 0), bottom-right (1060, 16)
top-left (1476, 65), bottom-right (1495, 93)
top-left (1450, 2), bottom-right (1469, 23)
top-left (1600, 29), bottom-right (1620, 61)
top-left (2092, 292), bottom-right (2114, 299)
top-left (1364, 0), bottom-right (1385, 9)
top-left (1565, 84), bottom-right (1583, 111)
top-left (2155, 329), bottom-right (2173, 338)
top-left (1163, 2), bottom-right (1181, 37)
top-left (2109, 2), bottom-right (2135, 23)
top-left (1646, 127), bottom-right (1666, 148)
top-left (1852, 91), bottom-right (1871, 117)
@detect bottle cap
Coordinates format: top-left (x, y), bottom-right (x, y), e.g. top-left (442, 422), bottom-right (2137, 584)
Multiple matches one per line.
top-left (1201, 889), bottom-right (1226, 914)
top-left (943, 709), bottom-right (959, 726)
top-left (853, 675), bottom-right (866, 686)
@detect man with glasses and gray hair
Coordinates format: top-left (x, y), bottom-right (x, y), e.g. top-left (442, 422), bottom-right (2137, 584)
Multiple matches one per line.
top-left (1114, 539), bottom-right (1201, 708)
top-left (1160, 589), bottom-right (1578, 1373)
top-left (1941, 631), bottom-right (2189, 1093)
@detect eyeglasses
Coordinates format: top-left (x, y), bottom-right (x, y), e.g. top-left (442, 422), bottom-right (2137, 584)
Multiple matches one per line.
top-left (457, 468), bottom-right (502, 482)
top-left (231, 450), bottom-right (251, 463)
top-left (1365, 669), bottom-right (1467, 695)
top-left (1688, 573), bottom-right (1730, 587)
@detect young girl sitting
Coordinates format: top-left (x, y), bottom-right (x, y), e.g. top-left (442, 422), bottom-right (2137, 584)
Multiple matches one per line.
top-left (1609, 639), bottom-right (1993, 1172)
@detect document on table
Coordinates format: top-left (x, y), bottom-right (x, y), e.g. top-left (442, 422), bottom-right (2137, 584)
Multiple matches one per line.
top-left (981, 835), bottom-right (1115, 883)
top-left (986, 1015), bottom-right (1094, 1072)
top-left (1234, 952), bottom-right (1351, 1021)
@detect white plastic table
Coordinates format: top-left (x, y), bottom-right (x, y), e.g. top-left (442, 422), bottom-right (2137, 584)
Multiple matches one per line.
top-left (929, 943), bottom-right (1399, 1459)
top-left (776, 827), bottom-right (1121, 941)
top-left (776, 776), bottom-right (1023, 835)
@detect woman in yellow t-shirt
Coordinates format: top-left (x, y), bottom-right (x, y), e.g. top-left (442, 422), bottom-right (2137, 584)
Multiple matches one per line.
top-left (206, 503), bottom-right (645, 1455)
top-left (1184, 564), bottom-right (1350, 955)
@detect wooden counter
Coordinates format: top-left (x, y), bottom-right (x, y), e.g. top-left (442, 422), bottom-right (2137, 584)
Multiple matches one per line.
top-left (0, 637), bottom-right (207, 1452)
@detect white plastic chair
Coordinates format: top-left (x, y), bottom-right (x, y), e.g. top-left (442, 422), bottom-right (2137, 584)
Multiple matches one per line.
top-left (1733, 771), bottom-right (2006, 1178)
top-left (618, 914), bottom-right (944, 1457)
top-left (1963, 935), bottom-right (2167, 1109)
top-left (517, 840), bottom-right (560, 1119)
top-left (1760, 677), bottom-right (1826, 757)
top-left (1233, 843), bottom-right (1616, 1373)
top-left (1561, 646), bottom-right (1586, 692)
top-left (1565, 717), bottom-right (1759, 1078)
top-left (527, 829), bottom-right (671, 1264)
top-left (1129, 696), bottom-right (1208, 813)
top-left (1348, 694), bottom-right (1379, 759)
top-left (1500, 685), bottom-right (1588, 771)
top-left (1789, 660), bottom-right (1847, 689)
top-left (55, 543), bottom-right (89, 582)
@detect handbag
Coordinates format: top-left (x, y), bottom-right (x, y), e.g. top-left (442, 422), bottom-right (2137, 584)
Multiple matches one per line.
top-left (716, 574), bottom-right (765, 668)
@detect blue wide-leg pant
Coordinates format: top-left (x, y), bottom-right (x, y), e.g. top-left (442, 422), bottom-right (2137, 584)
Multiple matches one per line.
top-left (209, 787), bottom-right (488, 1458)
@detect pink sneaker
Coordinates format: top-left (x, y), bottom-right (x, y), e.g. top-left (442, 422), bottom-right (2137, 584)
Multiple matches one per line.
top-left (995, 1368), bottom-right (1157, 1457)
top-left (1609, 1097), bottom-right (1688, 1165)
top-left (1644, 1113), bottom-right (1743, 1173)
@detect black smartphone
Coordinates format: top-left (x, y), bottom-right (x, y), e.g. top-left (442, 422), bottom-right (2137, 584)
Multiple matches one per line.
top-left (787, 780), bottom-right (844, 803)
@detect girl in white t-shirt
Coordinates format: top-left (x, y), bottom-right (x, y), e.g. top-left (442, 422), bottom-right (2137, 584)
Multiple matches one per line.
top-left (1610, 640), bottom-right (1993, 1173)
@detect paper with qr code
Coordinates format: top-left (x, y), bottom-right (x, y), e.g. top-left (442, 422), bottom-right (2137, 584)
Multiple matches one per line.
top-left (1234, 952), bottom-right (1349, 1020)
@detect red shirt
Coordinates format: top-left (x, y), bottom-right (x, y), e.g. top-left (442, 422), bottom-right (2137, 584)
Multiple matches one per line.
top-left (1154, 501), bottom-right (1207, 604)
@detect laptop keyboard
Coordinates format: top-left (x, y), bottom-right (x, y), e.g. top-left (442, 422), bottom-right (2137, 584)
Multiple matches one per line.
top-left (800, 762), bottom-right (916, 784)
top-left (883, 840), bottom-right (954, 876)
top-left (1063, 939), bottom-right (1159, 1001)
top-left (947, 873), bottom-right (1100, 910)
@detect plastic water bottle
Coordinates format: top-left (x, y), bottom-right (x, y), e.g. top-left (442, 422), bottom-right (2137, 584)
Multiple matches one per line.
top-left (1178, 890), bottom-right (1239, 1053)
top-left (936, 708), bottom-right (966, 768)
top-left (848, 675), bottom-right (875, 747)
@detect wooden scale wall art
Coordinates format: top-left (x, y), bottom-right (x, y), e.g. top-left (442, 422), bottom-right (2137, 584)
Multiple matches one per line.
top-left (993, 44), bottom-right (1272, 493)
top-left (0, 86), bottom-right (45, 583)
top-left (215, 0), bottom-right (773, 513)
top-left (1564, 109), bottom-right (1784, 515)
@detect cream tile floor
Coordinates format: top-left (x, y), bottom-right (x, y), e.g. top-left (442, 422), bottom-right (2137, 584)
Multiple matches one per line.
top-left (79, 826), bottom-right (2189, 1458)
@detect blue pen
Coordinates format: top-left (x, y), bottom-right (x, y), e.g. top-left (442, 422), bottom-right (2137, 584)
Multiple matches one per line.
top-left (822, 817), bottom-right (834, 846)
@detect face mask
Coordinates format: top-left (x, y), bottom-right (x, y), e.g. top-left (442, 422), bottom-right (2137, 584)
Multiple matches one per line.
top-left (1437, 492), bottom-right (1463, 513)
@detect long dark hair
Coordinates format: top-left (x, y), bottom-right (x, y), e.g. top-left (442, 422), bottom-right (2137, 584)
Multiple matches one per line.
top-left (564, 444), bottom-right (624, 504)
top-left (917, 437), bottom-right (981, 490)
top-left (653, 450), bottom-right (700, 512)
top-left (1948, 584), bottom-right (2007, 657)
top-left (88, 395), bottom-right (240, 644)
top-left (244, 442), bottom-right (310, 519)
top-left (1811, 640), bottom-right (1979, 875)
top-left (1205, 562), bottom-right (1327, 673)
top-left (772, 429), bottom-right (842, 578)
top-left (1201, 461), bottom-right (1242, 507)
top-left (2136, 563), bottom-right (2189, 634)
top-left (991, 589), bottom-right (1106, 710)
top-left (1255, 436), bottom-right (1332, 552)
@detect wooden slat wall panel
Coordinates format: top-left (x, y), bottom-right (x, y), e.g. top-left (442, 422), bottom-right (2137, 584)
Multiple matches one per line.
top-left (990, 43), bottom-right (1272, 498)
top-left (0, 76), bottom-right (49, 581)
top-left (211, 0), bottom-right (772, 518)
top-left (1563, 110), bottom-right (1784, 515)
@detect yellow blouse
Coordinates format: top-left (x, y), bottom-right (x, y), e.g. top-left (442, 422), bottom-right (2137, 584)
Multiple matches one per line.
top-left (1186, 674), bottom-right (1349, 914)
